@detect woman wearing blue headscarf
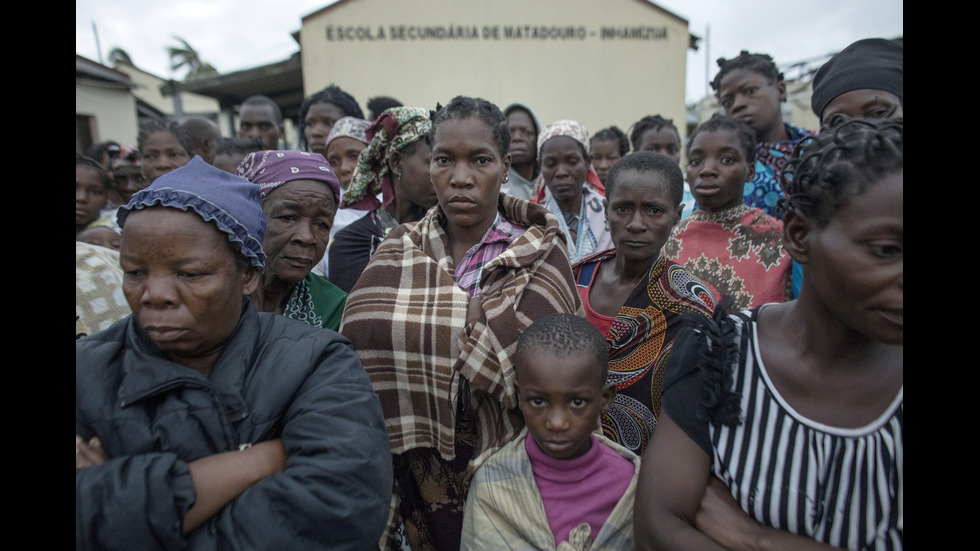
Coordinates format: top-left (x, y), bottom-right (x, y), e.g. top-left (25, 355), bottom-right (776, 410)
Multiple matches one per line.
top-left (75, 156), bottom-right (392, 550)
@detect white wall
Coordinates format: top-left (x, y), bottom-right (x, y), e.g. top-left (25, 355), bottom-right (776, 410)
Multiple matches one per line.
top-left (116, 63), bottom-right (221, 119)
top-left (76, 81), bottom-right (140, 146)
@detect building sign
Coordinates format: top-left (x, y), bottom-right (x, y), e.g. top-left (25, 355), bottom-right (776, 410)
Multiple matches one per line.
top-left (323, 24), bottom-right (669, 42)
top-left (301, 0), bottom-right (690, 145)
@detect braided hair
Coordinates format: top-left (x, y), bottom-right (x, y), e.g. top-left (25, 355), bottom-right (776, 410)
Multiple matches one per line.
top-left (137, 118), bottom-right (195, 157)
top-left (591, 126), bottom-right (630, 157)
top-left (516, 313), bottom-right (609, 385)
top-left (298, 85), bottom-right (365, 151)
top-left (427, 96), bottom-right (511, 158)
top-left (687, 114), bottom-right (758, 165)
top-left (628, 115), bottom-right (680, 152)
top-left (779, 117), bottom-right (903, 228)
top-left (710, 50), bottom-right (784, 95)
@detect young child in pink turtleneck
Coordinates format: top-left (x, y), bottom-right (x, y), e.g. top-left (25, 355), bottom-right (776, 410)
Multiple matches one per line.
top-left (461, 313), bottom-right (639, 550)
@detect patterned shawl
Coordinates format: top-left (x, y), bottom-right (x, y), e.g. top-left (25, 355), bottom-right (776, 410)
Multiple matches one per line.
top-left (594, 252), bottom-right (716, 455)
top-left (663, 203), bottom-right (792, 311)
top-left (76, 241), bottom-right (130, 339)
top-left (747, 123), bottom-right (815, 217)
top-left (542, 183), bottom-right (613, 264)
top-left (283, 272), bottom-right (347, 331)
top-left (340, 193), bottom-right (582, 472)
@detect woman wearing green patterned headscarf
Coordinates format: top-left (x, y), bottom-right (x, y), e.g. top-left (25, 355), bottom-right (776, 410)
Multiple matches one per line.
top-left (328, 107), bottom-right (439, 292)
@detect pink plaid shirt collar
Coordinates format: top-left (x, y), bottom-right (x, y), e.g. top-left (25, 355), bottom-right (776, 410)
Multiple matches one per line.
top-left (454, 212), bottom-right (527, 297)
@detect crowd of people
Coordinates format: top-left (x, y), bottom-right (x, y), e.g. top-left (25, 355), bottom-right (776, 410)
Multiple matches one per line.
top-left (77, 36), bottom-right (902, 550)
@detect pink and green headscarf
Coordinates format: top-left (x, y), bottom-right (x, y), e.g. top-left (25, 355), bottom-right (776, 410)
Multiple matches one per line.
top-left (341, 106), bottom-right (431, 211)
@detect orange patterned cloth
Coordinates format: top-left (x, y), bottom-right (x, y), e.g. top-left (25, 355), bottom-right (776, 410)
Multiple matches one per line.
top-left (577, 252), bottom-right (715, 456)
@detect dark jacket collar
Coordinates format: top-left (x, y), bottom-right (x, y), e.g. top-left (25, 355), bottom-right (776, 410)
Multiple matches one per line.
top-left (117, 299), bottom-right (256, 422)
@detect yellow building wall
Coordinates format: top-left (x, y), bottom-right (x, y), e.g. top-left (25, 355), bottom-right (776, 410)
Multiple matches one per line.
top-left (299, 0), bottom-right (690, 142)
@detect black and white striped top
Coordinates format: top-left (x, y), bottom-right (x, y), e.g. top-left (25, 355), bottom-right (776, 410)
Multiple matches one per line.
top-left (665, 309), bottom-right (903, 550)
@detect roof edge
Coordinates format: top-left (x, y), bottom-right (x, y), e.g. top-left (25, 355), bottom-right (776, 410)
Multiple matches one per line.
top-left (303, 0), bottom-right (690, 25)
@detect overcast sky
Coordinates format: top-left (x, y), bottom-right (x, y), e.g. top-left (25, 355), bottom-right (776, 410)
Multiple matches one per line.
top-left (75, 0), bottom-right (903, 104)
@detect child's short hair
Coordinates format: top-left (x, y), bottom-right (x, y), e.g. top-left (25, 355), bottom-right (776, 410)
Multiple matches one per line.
top-left (605, 150), bottom-right (685, 207)
top-left (687, 114), bottom-right (758, 164)
top-left (628, 115), bottom-right (680, 152)
top-left (779, 117), bottom-right (903, 228)
top-left (516, 313), bottom-right (609, 384)
top-left (710, 50), bottom-right (784, 95)
top-left (241, 95), bottom-right (284, 124)
top-left (591, 126), bottom-right (630, 157)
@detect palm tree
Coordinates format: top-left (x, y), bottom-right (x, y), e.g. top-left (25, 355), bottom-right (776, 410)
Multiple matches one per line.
top-left (167, 36), bottom-right (218, 80)
top-left (108, 47), bottom-right (134, 67)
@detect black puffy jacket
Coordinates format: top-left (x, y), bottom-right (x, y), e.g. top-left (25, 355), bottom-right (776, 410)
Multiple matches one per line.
top-left (76, 300), bottom-right (392, 550)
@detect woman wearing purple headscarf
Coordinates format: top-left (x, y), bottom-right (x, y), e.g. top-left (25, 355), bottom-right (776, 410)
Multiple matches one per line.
top-left (237, 150), bottom-right (348, 330)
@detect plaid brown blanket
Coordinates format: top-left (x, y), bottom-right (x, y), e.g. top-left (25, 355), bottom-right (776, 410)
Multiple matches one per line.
top-left (341, 192), bottom-right (583, 472)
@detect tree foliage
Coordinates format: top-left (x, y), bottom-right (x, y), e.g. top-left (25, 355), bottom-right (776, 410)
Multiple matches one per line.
top-left (108, 47), bottom-right (134, 67)
top-left (167, 36), bottom-right (218, 80)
